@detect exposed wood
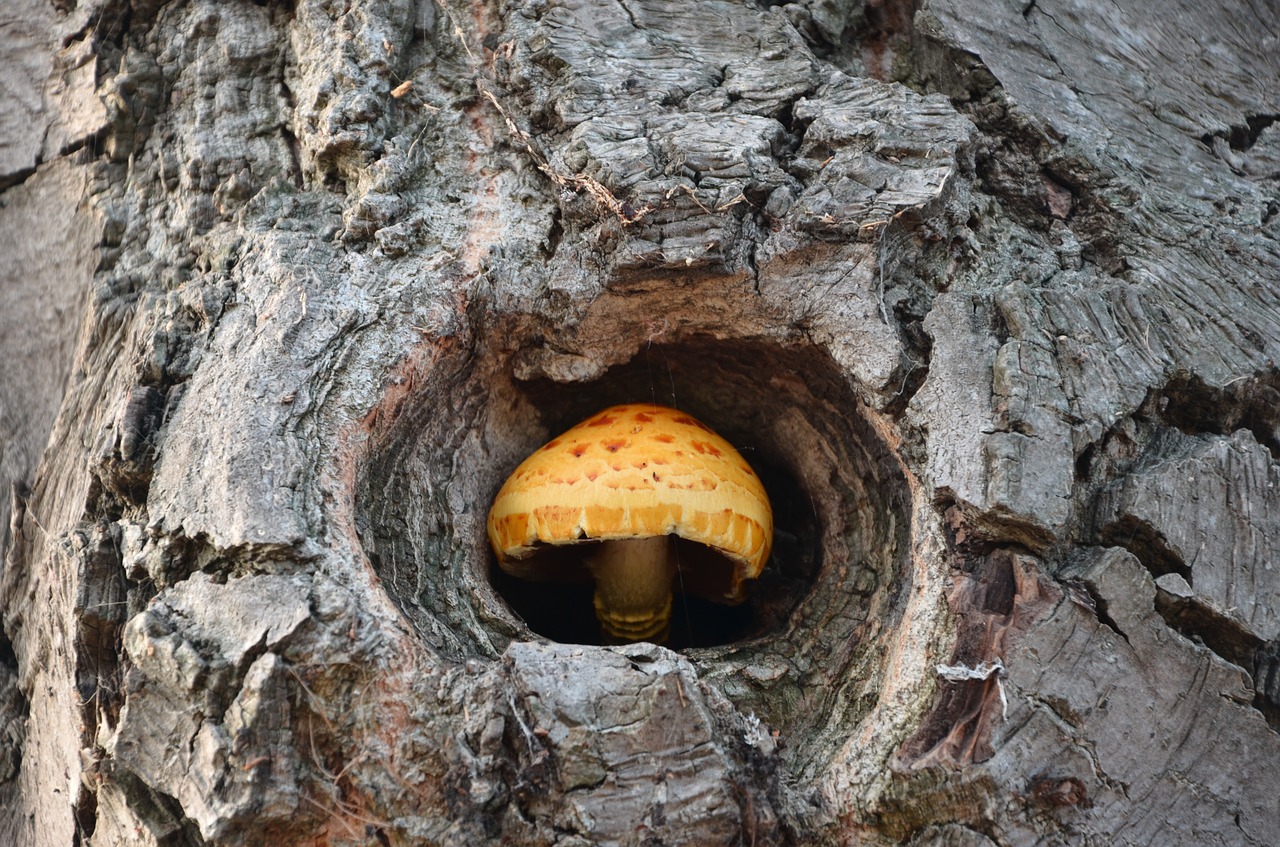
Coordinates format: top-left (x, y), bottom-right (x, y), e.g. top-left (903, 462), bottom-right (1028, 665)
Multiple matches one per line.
top-left (1, 0), bottom-right (1277, 845)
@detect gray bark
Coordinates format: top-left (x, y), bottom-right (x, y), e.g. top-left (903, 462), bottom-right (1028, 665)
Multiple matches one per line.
top-left (1, 0), bottom-right (1278, 845)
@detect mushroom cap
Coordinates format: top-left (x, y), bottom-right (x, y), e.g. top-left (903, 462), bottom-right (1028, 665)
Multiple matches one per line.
top-left (487, 403), bottom-right (773, 603)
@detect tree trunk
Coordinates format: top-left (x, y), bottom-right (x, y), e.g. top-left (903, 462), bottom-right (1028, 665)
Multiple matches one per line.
top-left (2, 0), bottom-right (1278, 844)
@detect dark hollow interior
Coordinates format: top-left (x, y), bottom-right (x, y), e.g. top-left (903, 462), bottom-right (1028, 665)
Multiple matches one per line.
top-left (489, 339), bottom-right (852, 648)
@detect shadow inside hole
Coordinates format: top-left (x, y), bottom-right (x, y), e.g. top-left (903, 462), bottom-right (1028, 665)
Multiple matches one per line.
top-left (489, 549), bottom-right (759, 649)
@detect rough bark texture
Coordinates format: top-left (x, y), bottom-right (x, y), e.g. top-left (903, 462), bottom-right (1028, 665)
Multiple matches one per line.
top-left (1, 0), bottom-right (1278, 845)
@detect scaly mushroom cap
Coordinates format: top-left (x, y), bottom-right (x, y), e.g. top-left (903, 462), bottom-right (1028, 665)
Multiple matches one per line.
top-left (487, 403), bottom-right (772, 603)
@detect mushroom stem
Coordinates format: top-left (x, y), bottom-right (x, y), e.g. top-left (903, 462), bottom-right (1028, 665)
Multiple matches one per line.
top-left (588, 535), bottom-right (677, 643)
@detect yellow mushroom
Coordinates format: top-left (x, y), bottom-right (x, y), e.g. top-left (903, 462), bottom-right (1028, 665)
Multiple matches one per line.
top-left (487, 403), bottom-right (773, 643)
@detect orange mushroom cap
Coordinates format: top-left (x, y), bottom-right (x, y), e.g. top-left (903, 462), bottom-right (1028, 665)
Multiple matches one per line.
top-left (487, 403), bottom-right (773, 604)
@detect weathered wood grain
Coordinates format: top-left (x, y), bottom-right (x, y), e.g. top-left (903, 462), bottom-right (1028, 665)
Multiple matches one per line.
top-left (1, 0), bottom-right (1277, 844)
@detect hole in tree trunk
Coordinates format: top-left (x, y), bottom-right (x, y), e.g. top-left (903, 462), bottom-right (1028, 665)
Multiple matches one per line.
top-left (356, 319), bottom-right (910, 678)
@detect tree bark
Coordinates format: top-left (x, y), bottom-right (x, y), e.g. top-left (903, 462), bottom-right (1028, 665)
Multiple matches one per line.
top-left (2, 0), bottom-right (1278, 845)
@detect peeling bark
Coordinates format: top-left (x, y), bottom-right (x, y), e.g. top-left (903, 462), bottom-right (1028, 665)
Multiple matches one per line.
top-left (2, 0), bottom-right (1279, 845)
